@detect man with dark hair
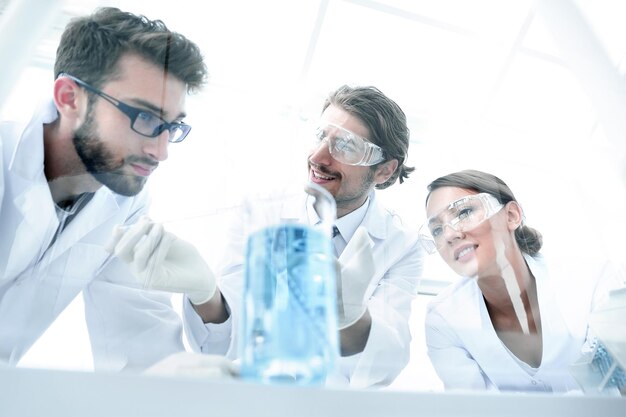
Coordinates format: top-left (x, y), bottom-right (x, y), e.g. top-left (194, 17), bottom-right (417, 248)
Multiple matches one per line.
top-left (181, 85), bottom-right (424, 387)
top-left (0, 7), bottom-right (208, 371)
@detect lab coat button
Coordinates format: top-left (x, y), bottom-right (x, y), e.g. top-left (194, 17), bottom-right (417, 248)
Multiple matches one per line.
top-left (531, 380), bottom-right (537, 385)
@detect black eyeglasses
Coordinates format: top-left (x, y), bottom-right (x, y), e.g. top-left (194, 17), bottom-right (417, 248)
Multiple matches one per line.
top-left (60, 73), bottom-right (191, 143)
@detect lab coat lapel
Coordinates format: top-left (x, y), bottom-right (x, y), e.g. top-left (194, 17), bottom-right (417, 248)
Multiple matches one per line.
top-left (5, 184), bottom-right (58, 278)
top-left (447, 280), bottom-right (528, 387)
top-left (4, 102), bottom-right (58, 277)
top-left (526, 255), bottom-right (570, 370)
top-left (43, 189), bottom-right (119, 263)
top-left (359, 194), bottom-right (387, 300)
top-left (360, 192), bottom-right (386, 240)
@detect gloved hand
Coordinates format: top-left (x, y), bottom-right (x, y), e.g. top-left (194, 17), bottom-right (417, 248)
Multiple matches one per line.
top-left (106, 216), bottom-right (216, 305)
top-left (335, 226), bottom-right (375, 329)
top-left (144, 352), bottom-right (239, 379)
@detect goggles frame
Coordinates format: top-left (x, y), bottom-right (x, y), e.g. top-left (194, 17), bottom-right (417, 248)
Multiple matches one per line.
top-left (419, 193), bottom-right (504, 254)
top-left (314, 122), bottom-right (385, 166)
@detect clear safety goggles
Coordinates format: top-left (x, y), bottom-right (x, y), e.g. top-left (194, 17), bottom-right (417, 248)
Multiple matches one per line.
top-left (313, 122), bottom-right (385, 166)
top-left (418, 193), bottom-right (504, 254)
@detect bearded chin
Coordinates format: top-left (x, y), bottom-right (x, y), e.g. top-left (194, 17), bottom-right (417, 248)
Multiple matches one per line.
top-left (335, 167), bottom-right (376, 207)
top-left (89, 170), bottom-right (146, 197)
top-left (73, 122), bottom-right (146, 197)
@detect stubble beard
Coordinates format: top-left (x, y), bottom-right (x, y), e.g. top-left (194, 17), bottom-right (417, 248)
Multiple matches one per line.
top-left (72, 106), bottom-right (147, 197)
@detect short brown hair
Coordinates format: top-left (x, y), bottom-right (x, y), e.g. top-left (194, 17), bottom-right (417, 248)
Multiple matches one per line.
top-left (323, 85), bottom-right (414, 189)
top-left (54, 7), bottom-right (208, 93)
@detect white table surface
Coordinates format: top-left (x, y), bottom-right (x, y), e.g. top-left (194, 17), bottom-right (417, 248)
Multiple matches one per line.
top-left (1, 366), bottom-right (625, 417)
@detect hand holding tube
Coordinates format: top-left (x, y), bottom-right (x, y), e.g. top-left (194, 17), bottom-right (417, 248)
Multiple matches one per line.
top-left (336, 226), bottom-right (375, 329)
top-left (106, 216), bottom-right (216, 305)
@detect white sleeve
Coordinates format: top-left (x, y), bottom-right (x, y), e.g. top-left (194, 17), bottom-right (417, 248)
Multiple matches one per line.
top-left (344, 237), bottom-right (423, 388)
top-left (183, 206), bottom-right (246, 358)
top-left (82, 191), bottom-right (188, 372)
top-left (83, 261), bottom-right (185, 372)
top-left (183, 295), bottom-right (233, 355)
top-left (425, 307), bottom-right (490, 390)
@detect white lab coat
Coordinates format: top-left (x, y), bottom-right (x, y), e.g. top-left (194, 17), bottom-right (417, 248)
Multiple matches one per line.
top-left (0, 101), bottom-right (184, 371)
top-left (184, 190), bottom-right (424, 387)
top-left (425, 253), bottom-right (622, 392)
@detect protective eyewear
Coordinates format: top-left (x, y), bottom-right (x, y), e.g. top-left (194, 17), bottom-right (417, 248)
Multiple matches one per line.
top-left (314, 122), bottom-right (385, 166)
top-left (418, 193), bottom-right (503, 254)
top-left (61, 73), bottom-right (191, 143)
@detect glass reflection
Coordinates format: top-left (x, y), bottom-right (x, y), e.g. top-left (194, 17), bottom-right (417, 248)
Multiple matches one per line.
top-left (0, 1), bottom-right (624, 408)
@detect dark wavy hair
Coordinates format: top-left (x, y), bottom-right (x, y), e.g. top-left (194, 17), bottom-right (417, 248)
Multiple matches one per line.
top-left (54, 7), bottom-right (208, 92)
top-left (322, 85), bottom-right (414, 189)
top-left (425, 169), bottom-right (543, 256)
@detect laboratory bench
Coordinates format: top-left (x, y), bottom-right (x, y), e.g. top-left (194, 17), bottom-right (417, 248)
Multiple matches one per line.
top-left (0, 366), bottom-right (624, 417)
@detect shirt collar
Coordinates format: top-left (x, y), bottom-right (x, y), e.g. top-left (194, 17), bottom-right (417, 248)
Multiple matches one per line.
top-left (305, 192), bottom-right (371, 242)
top-left (334, 196), bottom-right (370, 242)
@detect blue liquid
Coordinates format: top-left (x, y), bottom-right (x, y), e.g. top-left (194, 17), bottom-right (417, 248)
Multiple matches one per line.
top-left (239, 224), bottom-right (339, 385)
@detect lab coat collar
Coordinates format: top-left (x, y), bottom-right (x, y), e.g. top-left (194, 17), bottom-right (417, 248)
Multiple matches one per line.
top-left (5, 100), bottom-right (121, 272)
top-left (8, 189), bottom-right (121, 279)
top-left (524, 254), bottom-right (571, 368)
top-left (441, 277), bottom-right (535, 388)
top-left (45, 188), bottom-right (120, 260)
top-left (359, 191), bottom-right (387, 240)
top-left (4, 101), bottom-right (61, 276)
top-left (9, 99), bottom-right (58, 181)
top-left (439, 253), bottom-right (568, 389)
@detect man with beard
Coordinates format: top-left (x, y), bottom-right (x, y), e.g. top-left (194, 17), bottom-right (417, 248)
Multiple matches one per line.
top-left (171, 85), bottom-right (424, 387)
top-left (0, 7), bottom-right (208, 371)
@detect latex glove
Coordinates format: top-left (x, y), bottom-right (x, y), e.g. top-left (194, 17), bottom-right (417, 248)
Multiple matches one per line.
top-left (336, 226), bottom-right (375, 329)
top-left (106, 216), bottom-right (216, 305)
top-left (144, 352), bottom-right (239, 379)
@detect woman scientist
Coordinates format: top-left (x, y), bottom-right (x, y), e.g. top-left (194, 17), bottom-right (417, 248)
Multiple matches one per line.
top-left (420, 169), bottom-right (622, 392)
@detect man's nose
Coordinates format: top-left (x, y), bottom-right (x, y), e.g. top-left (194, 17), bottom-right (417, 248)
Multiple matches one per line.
top-left (143, 131), bottom-right (170, 162)
top-left (309, 138), bottom-right (332, 165)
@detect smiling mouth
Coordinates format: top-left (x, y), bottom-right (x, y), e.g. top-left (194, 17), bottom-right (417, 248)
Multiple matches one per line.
top-left (455, 245), bottom-right (476, 260)
top-left (310, 165), bottom-right (338, 181)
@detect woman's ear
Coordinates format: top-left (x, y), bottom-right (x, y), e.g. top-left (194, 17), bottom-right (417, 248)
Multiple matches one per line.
top-left (505, 201), bottom-right (524, 231)
top-left (373, 159), bottom-right (398, 185)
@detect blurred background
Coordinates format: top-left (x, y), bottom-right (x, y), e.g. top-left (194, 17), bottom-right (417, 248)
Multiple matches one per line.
top-left (1, 0), bottom-right (624, 392)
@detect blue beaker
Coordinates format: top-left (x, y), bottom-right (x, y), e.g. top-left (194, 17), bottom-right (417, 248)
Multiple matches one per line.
top-left (239, 223), bottom-right (339, 385)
